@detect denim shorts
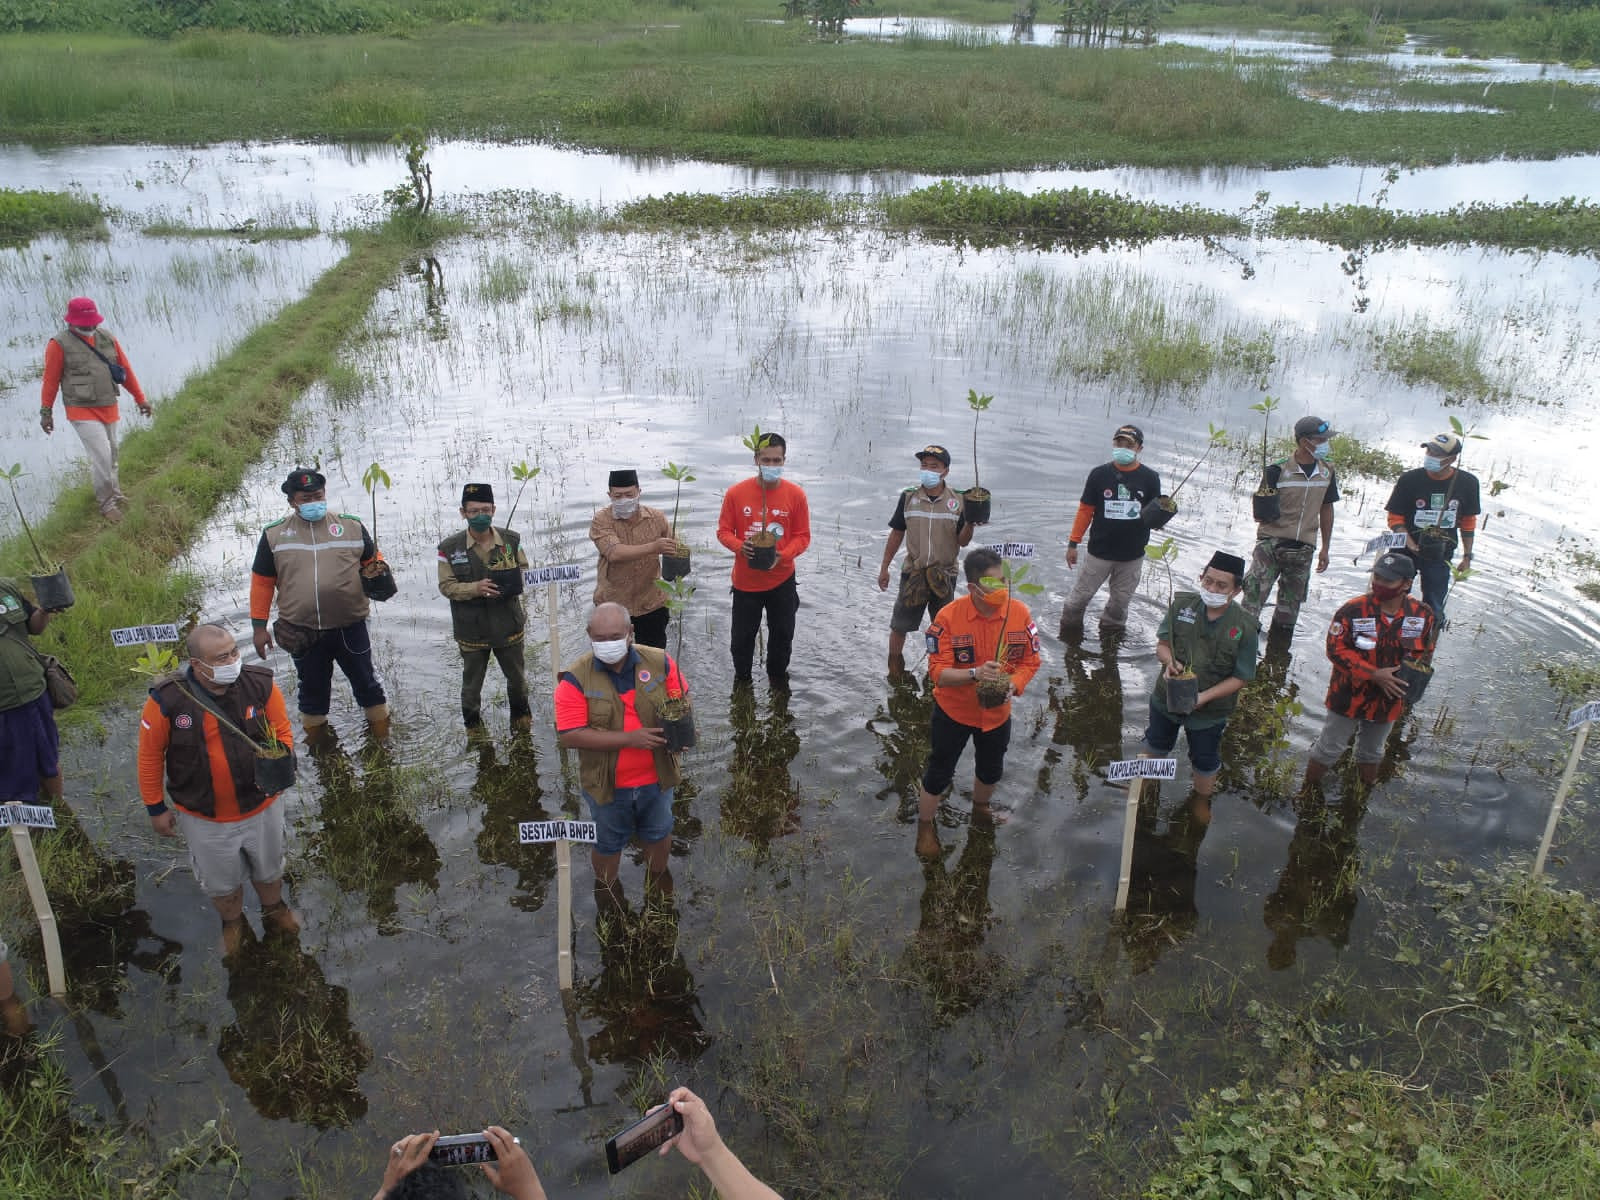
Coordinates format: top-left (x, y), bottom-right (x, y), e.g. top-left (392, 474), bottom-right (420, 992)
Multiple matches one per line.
top-left (1142, 700), bottom-right (1225, 777)
top-left (586, 783), bottom-right (675, 856)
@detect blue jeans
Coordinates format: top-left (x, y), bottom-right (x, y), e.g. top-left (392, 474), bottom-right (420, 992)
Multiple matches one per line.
top-left (586, 784), bottom-right (675, 856)
top-left (1142, 700), bottom-right (1226, 777)
top-left (1418, 555), bottom-right (1454, 622)
top-left (292, 620), bottom-right (387, 716)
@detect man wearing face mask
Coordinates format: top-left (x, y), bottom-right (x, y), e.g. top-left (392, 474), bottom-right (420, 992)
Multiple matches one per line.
top-left (39, 296), bottom-right (152, 524)
top-left (1303, 552), bottom-right (1435, 789)
top-left (250, 469), bottom-right (391, 741)
top-left (1060, 424), bottom-right (1162, 635)
top-left (590, 468), bottom-right (678, 650)
top-left (1384, 432), bottom-right (1480, 623)
top-left (716, 432), bottom-right (811, 688)
top-left (877, 444), bottom-right (974, 673)
top-left (138, 623), bottom-right (298, 952)
top-left (914, 548), bottom-right (1042, 858)
top-left (555, 602), bottom-right (689, 900)
top-left (437, 483), bottom-right (531, 733)
top-left (1143, 551), bottom-right (1258, 811)
top-left (1241, 415), bottom-right (1339, 639)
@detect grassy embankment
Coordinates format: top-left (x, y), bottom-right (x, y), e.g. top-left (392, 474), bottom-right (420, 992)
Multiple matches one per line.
top-left (0, 210), bottom-right (460, 723)
top-left (1, 15), bottom-right (1598, 169)
top-left (0, 189), bottom-right (106, 247)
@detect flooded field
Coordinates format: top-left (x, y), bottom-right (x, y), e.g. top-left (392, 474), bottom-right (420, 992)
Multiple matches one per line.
top-left (3, 139), bottom-right (1600, 1196)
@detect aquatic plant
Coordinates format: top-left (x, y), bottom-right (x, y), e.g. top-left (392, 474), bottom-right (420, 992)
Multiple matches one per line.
top-left (383, 127), bottom-right (432, 216)
top-left (2, 464), bottom-right (56, 575)
top-left (0, 187), bottom-right (106, 246)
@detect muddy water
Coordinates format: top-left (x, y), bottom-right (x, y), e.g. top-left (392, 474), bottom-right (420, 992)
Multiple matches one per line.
top-left (3, 141), bottom-right (1600, 1196)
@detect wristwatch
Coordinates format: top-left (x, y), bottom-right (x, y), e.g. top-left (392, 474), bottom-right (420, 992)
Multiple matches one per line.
top-left (969, 668), bottom-right (978, 682)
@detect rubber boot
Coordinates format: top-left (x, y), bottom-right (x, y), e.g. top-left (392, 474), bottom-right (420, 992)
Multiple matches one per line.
top-left (364, 703), bottom-right (391, 741)
top-left (300, 713), bottom-right (335, 753)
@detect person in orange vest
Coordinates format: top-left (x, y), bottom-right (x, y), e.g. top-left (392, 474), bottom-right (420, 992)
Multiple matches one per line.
top-left (39, 297), bottom-right (151, 523)
top-left (915, 547), bottom-right (1042, 858)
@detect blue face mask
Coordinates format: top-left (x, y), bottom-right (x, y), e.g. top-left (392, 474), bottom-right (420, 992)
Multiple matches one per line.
top-left (758, 465), bottom-right (783, 484)
top-left (919, 470), bottom-right (944, 490)
top-left (1423, 455), bottom-right (1446, 472)
top-left (297, 501), bottom-right (328, 522)
top-left (1110, 447), bottom-right (1137, 467)
top-left (1311, 441), bottom-right (1332, 460)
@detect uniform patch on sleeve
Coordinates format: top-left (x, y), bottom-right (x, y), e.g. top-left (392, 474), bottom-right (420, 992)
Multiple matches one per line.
top-left (1025, 621), bottom-right (1040, 653)
top-left (1329, 620), bottom-right (1344, 638)
top-left (925, 623), bottom-right (943, 655)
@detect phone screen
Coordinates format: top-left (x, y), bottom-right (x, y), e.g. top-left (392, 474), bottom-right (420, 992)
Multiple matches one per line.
top-left (428, 1134), bottom-right (501, 1167)
top-left (604, 1105), bottom-right (685, 1174)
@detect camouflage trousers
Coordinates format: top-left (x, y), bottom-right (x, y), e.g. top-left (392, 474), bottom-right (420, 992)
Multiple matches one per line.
top-left (1241, 537), bottom-right (1315, 630)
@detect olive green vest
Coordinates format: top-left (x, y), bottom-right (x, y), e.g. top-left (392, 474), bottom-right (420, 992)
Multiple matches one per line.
top-left (58, 327), bottom-right (120, 408)
top-left (438, 528), bottom-right (527, 648)
top-left (1153, 593), bottom-right (1258, 726)
top-left (567, 645), bottom-right (682, 806)
top-left (0, 581), bottom-right (46, 712)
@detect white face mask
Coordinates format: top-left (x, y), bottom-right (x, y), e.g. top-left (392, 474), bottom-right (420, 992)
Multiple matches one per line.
top-left (207, 659), bottom-right (243, 685)
top-left (1199, 589), bottom-right (1231, 610)
top-left (591, 638), bottom-right (630, 665)
top-left (611, 497), bottom-right (639, 519)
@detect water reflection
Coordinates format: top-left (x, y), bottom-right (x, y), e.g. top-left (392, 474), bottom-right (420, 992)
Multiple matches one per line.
top-left (1263, 792), bottom-right (1366, 970)
top-left (908, 823), bottom-right (1001, 1023)
top-left (216, 923), bottom-right (370, 1128)
top-left (867, 672), bottom-right (935, 823)
top-left (1217, 627), bottom-right (1301, 810)
top-left (471, 737), bottom-right (555, 914)
top-left (301, 731), bottom-right (441, 934)
top-left (1119, 789), bottom-right (1211, 973)
top-left (575, 894), bottom-right (707, 1064)
top-left (1041, 627), bottom-right (1127, 801)
top-left (720, 687), bottom-right (802, 848)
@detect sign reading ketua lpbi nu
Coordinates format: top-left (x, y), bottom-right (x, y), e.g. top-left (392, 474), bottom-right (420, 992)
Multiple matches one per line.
top-left (518, 820), bottom-right (598, 844)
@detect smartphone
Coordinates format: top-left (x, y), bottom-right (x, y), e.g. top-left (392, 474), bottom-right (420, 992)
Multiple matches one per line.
top-left (605, 1104), bottom-right (685, 1174)
top-left (427, 1133), bottom-right (512, 1167)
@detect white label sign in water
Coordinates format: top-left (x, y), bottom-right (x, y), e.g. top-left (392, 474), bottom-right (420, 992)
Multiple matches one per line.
top-left (1361, 531), bottom-right (1409, 557)
top-left (985, 542), bottom-right (1037, 560)
top-left (0, 804), bottom-right (57, 829)
top-left (518, 819), bottom-right (598, 844)
top-left (1106, 757), bottom-right (1178, 782)
top-left (1567, 700), bottom-right (1600, 731)
top-left (110, 624), bottom-right (181, 647)
top-left (523, 563), bottom-right (583, 586)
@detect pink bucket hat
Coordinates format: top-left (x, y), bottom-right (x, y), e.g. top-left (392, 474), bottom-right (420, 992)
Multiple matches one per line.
top-left (63, 297), bottom-right (103, 327)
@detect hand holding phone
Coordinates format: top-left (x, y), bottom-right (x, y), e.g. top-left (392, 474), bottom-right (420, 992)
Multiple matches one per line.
top-left (605, 1104), bottom-right (685, 1174)
top-left (429, 1132), bottom-right (514, 1167)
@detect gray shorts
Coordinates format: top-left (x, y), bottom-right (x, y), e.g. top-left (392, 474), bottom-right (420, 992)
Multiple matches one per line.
top-left (174, 803), bottom-right (286, 897)
top-left (1308, 711), bottom-right (1395, 767)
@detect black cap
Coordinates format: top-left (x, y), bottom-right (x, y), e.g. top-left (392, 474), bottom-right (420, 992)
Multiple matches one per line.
top-left (1374, 552), bottom-right (1417, 582)
top-left (462, 483), bottom-right (494, 505)
top-left (1207, 550), bottom-right (1246, 581)
top-left (1113, 424), bottom-right (1144, 447)
top-left (1294, 416), bottom-right (1333, 440)
top-left (915, 444), bottom-right (951, 467)
top-left (281, 468), bottom-right (325, 496)
top-left (608, 469), bottom-right (639, 489)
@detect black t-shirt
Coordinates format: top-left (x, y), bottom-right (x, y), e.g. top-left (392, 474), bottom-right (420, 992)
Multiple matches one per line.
top-left (1385, 468), bottom-right (1480, 544)
top-left (1078, 462), bottom-right (1162, 562)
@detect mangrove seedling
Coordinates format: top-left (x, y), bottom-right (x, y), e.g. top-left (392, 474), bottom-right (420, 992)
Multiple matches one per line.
top-left (741, 425), bottom-right (780, 569)
top-left (1144, 423), bottom-right (1226, 531)
top-left (975, 560), bottom-right (1043, 709)
top-left (661, 461), bottom-right (696, 579)
top-left (359, 462), bottom-right (398, 600)
top-left (130, 645), bottom-right (180, 677)
top-left (502, 460), bottom-right (540, 530)
top-left (486, 460), bottom-right (541, 580)
top-left (1250, 396), bottom-right (1282, 522)
top-left (1417, 416), bottom-right (1488, 566)
top-left (653, 575), bottom-right (698, 751)
top-left (3, 463), bottom-right (74, 609)
top-left (963, 389), bottom-right (994, 525)
top-left (1144, 535), bottom-right (1180, 604)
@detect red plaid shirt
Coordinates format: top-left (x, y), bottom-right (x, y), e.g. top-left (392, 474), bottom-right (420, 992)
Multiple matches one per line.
top-left (1324, 593), bottom-right (1435, 723)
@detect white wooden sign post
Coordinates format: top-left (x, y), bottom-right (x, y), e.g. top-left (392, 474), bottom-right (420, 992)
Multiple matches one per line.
top-left (519, 819), bottom-right (598, 990)
top-left (1534, 701), bottom-right (1600, 877)
top-left (524, 563), bottom-right (581, 677)
top-left (1109, 758), bottom-right (1178, 913)
top-left (3, 803), bottom-right (65, 997)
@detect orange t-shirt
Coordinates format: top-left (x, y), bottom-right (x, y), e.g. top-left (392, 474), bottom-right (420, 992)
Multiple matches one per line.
top-left (137, 684), bottom-right (293, 821)
top-left (41, 335), bottom-right (147, 421)
top-left (716, 476), bottom-right (811, 592)
top-left (926, 594), bottom-right (1041, 731)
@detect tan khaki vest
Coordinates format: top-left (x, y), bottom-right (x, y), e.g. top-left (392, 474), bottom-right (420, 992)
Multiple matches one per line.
top-left (57, 327), bottom-right (120, 408)
top-left (1257, 460), bottom-right (1334, 545)
top-left (567, 645), bottom-right (682, 806)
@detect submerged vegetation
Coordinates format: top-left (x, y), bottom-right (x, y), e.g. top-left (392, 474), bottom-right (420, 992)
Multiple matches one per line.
top-left (0, 188), bottom-right (107, 247)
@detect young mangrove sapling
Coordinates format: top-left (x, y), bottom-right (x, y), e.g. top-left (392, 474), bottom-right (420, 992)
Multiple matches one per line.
top-left (3, 463), bottom-right (74, 609)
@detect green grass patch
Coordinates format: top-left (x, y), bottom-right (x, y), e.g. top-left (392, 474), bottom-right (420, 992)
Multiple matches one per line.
top-left (1372, 322), bottom-right (1508, 403)
top-left (613, 189), bottom-right (856, 228)
top-left (0, 210), bottom-right (464, 720)
top-left (141, 219), bottom-right (318, 240)
top-left (0, 188), bottom-right (107, 247)
top-left (1272, 196), bottom-right (1600, 256)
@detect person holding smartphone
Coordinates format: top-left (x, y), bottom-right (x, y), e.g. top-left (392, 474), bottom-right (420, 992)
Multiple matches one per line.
top-left (651, 1086), bottom-right (782, 1199)
top-left (374, 1128), bottom-right (544, 1200)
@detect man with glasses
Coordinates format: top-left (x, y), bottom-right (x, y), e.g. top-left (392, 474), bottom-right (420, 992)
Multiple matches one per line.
top-left (1241, 415), bottom-right (1339, 639)
top-left (138, 623), bottom-right (297, 953)
top-left (437, 482), bottom-right (532, 733)
top-left (1143, 551), bottom-right (1258, 814)
top-left (590, 468), bottom-right (678, 650)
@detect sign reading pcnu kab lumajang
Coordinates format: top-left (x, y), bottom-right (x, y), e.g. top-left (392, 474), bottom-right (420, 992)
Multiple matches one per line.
top-left (1568, 700), bottom-right (1600, 731)
top-left (518, 820), bottom-right (598, 844)
top-left (1106, 757), bottom-right (1178, 783)
top-left (523, 562), bottom-right (583, 586)
top-left (0, 804), bottom-right (57, 829)
top-left (110, 624), bottom-right (181, 647)
top-left (985, 542), bottom-right (1036, 560)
